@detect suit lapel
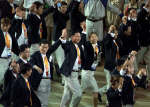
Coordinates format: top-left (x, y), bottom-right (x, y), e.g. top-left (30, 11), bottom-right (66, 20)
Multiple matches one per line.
top-left (0, 30), bottom-right (6, 56)
top-left (71, 42), bottom-right (77, 58)
top-left (19, 75), bottom-right (30, 94)
top-left (38, 52), bottom-right (45, 71)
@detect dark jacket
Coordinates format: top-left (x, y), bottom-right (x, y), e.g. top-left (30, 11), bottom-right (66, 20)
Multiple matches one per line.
top-left (82, 41), bottom-right (101, 71)
top-left (0, 69), bottom-right (17, 106)
top-left (17, 58), bottom-right (26, 66)
top-left (104, 33), bottom-right (122, 71)
top-left (10, 17), bottom-right (28, 46)
top-left (137, 7), bottom-right (150, 47)
top-left (0, 1), bottom-right (17, 19)
top-left (27, 8), bottom-right (53, 45)
top-left (69, 1), bottom-right (86, 33)
top-left (11, 75), bottom-right (41, 107)
top-left (60, 41), bottom-right (85, 77)
top-left (106, 87), bottom-right (122, 107)
top-left (47, 6), bottom-right (69, 41)
top-left (122, 75), bottom-right (147, 105)
top-left (29, 40), bottom-right (61, 90)
top-left (118, 23), bottom-right (139, 57)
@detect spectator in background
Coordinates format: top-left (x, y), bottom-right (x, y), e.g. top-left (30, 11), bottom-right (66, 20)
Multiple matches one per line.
top-left (99, 25), bottom-right (122, 98)
top-left (10, 6), bottom-right (28, 47)
top-left (69, 0), bottom-right (86, 34)
top-left (84, 0), bottom-right (121, 41)
top-left (136, 0), bottom-right (150, 80)
top-left (124, 0), bottom-right (138, 16)
top-left (0, 0), bottom-right (18, 19)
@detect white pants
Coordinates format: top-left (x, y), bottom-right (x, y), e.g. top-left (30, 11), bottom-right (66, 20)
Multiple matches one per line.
top-left (60, 72), bottom-right (82, 107)
top-left (81, 70), bottom-right (99, 92)
top-left (0, 58), bottom-right (10, 84)
top-left (52, 41), bottom-right (65, 83)
top-left (99, 69), bottom-right (111, 95)
top-left (86, 19), bottom-right (103, 41)
top-left (36, 79), bottom-right (51, 107)
top-left (123, 104), bottom-right (133, 107)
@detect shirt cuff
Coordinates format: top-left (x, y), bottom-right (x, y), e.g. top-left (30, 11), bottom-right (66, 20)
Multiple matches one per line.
top-left (60, 38), bottom-right (66, 44)
top-left (118, 88), bottom-right (122, 92)
top-left (120, 69), bottom-right (126, 76)
top-left (137, 74), bottom-right (142, 79)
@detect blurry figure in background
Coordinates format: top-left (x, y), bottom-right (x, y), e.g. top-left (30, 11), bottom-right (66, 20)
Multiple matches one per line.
top-left (124, 0), bottom-right (138, 16)
top-left (0, 60), bottom-right (19, 107)
top-left (118, 16), bottom-right (128, 36)
top-left (135, 0), bottom-right (150, 80)
top-left (106, 75), bottom-right (123, 107)
top-left (0, 0), bottom-right (18, 20)
top-left (120, 51), bottom-right (147, 107)
top-left (84, 0), bottom-right (122, 41)
top-left (69, 0), bottom-right (86, 34)
top-left (99, 25), bottom-right (122, 101)
top-left (81, 32), bottom-right (101, 107)
top-left (106, 0), bottom-right (125, 27)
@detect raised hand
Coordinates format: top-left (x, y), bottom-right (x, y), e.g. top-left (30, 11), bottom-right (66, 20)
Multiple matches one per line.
top-left (60, 28), bottom-right (67, 40)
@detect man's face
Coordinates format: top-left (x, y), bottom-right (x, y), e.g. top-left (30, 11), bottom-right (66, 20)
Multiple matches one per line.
top-left (40, 44), bottom-right (49, 55)
top-left (27, 69), bottom-right (32, 77)
top-left (1, 24), bottom-right (10, 32)
top-left (37, 6), bottom-right (43, 15)
top-left (89, 34), bottom-right (98, 44)
top-left (71, 33), bottom-right (81, 44)
top-left (60, 5), bottom-right (67, 14)
top-left (11, 60), bottom-right (20, 73)
top-left (130, 9), bottom-right (137, 18)
top-left (22, 48), bottom-right (30, 60)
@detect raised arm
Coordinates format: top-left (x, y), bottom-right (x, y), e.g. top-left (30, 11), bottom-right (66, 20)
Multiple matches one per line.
top-left (47, 28), bottom-right (67, 55)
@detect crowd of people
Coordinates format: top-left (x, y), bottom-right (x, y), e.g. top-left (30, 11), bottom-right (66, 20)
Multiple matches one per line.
top-left (0, 0), bottom-right (150, 107)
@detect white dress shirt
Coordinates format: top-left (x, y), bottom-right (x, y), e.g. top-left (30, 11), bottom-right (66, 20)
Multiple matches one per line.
top-left (14, 15), bottom-right (28, 46)
top-left (20, 57), bottom-right (28, 63)
top-left (73, 44), bottom-right (81, 71)
top-left (41, 54), bottom-right (50, 78)
top-left (1, 32), bottom-right (12, 58)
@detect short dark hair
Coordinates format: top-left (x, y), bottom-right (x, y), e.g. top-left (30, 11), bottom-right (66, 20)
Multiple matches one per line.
top-left (88, 32), bottom-right (98, 39)
top-left (1, 17), bottom-right (11, 25)
top-left (19, 44), bottom-right (29, 53)
top-left (117, 55), bottom-right (128, 66)
top-left (110, 75), bottom-right (120, 86)
top-left (61, 1), bottom-right (67, 6)
top-left (71, 29), bottom-right (80, 36)
top-left (33, 1), bottom-right (43, 9)
top-left (20, 63), bottom-right (32, 74)
top-left (39, 39), bottom-right (49, 46)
